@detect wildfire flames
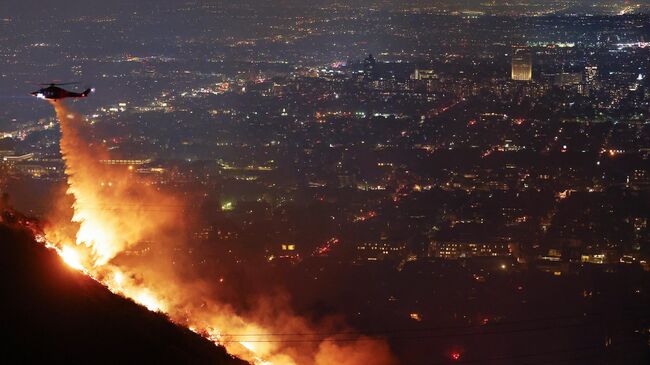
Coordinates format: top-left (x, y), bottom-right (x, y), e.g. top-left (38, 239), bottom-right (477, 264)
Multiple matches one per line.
top-left (42, 101), bottom-right (396, 365)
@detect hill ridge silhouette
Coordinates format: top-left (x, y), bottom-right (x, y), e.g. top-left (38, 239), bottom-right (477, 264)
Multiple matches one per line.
top-left (0, 218), bottom-right (248, 365)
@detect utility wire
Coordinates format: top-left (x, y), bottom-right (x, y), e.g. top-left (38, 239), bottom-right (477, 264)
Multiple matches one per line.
top-left (218, 310), bottom-right (648, 339)
top-left (220, 320), bottom-right (645, 344)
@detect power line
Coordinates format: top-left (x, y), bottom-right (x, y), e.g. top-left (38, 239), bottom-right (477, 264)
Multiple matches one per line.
top-left (220, 321), bottom-right (643, 344)
top-left (217, 310), bottom-right (648, 339)
top-left (220, 322), bottom-right (592, 343)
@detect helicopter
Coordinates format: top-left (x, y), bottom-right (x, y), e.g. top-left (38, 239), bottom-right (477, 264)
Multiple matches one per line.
top-left (31, 82), bottom-right (93, 101)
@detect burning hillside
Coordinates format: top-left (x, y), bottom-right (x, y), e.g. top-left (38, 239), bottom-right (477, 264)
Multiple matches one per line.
top-left (39, 101), bottom-right (397, 365)
top-left (0, 218), bottom-right (246, 365)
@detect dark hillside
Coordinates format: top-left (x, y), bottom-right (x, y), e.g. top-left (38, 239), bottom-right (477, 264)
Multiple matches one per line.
top-left (0, 222), bottom-right (248, 365)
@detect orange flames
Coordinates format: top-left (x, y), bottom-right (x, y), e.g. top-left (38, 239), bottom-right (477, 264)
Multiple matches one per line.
top-left (43, 101), bottom-right (396, 365)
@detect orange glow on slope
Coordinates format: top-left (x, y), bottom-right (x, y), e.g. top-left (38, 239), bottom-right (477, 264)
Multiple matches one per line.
top-left (43, 101), bottom-right (397, 365)
top-left (134, 290), bottom-right (164, 312)
top-left (113, 270), bottom-right (124, 286)
top-left (60, 245), bottom-right (85, 270)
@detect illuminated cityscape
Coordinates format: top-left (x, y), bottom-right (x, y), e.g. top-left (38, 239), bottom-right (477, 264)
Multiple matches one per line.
top-left (0, 1), bottom-right (649, 364)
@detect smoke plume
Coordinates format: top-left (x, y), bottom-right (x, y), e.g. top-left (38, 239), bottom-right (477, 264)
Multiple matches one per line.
top-left (45, 101), bottom-right (397, 365)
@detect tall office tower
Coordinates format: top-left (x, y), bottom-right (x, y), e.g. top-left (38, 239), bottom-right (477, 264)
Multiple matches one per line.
top-left (412, 68), bottom-right (436, 80)
top-left (363, 54), bottom-right (377, 80)
top-left (511, 49), bottom-right (532, 81)
top-left (584, 66), bottom-right (598, 84)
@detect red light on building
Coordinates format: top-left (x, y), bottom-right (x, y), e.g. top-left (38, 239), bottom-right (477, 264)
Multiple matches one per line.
top-left (450, 351), bottom-right (462, 361)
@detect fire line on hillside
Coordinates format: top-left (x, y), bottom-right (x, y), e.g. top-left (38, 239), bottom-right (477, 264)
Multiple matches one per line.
top-left (40, 101), bottom-right (396, 365)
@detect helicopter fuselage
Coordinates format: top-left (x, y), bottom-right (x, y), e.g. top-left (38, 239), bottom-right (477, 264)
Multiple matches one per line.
top-left (31, 85), bottom-right (92, 101)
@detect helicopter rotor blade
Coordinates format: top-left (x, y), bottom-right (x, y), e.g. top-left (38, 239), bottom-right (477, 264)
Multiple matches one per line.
top-left (38, 82), bottom-right (80, 86)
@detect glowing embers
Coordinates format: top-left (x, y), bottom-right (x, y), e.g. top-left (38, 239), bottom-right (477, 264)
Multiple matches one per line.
top-left (60, 245), bottom-right (85, 270)
top-left (113, 270), bottom-right (125, 286)
top-left (73, 213), bottom-right (118, 266)
top-left (135, 289), bottom-right (164, 312)
top-left (240, 341), bottom-right (256, 352)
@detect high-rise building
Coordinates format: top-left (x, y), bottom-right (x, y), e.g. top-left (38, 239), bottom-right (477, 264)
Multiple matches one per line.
top-left (412, 68), bottom-right (436, 80)
top-left (554, 72), bottom-right (582, 86)
top-left (363, 54), bottom-right (377, 80)
top-left (511, 49), bottom-right (532, 81)
top-left (584, 66), bottom-right (598, 84)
